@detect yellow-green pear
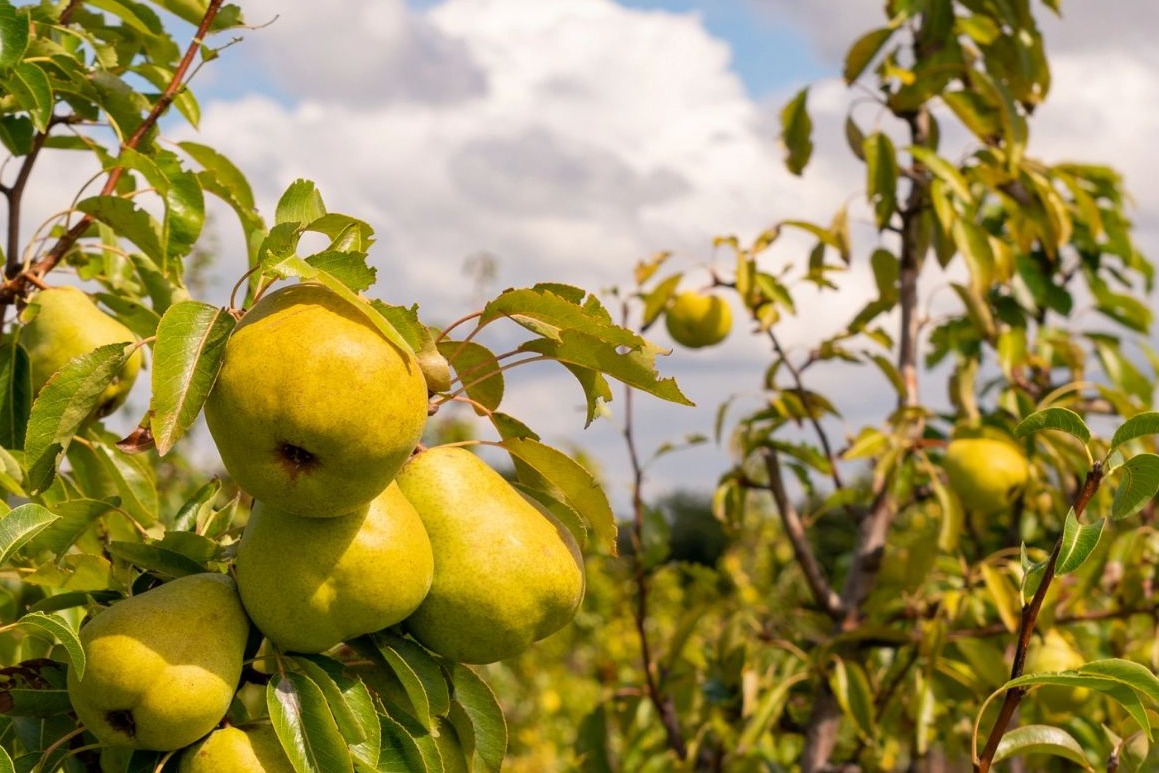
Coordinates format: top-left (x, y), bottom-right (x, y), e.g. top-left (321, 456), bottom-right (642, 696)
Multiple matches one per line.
top-left (395, 446), bottom-right (585, 664)
top-left (664, 290), bottom-right (731, 349)
top-left (204, 282), bottom-right (429, 516)
top-left (942, 437), bottom-right (1029, 515)
top-left (19, 285), bottom-right (142, 417)
top-left (179, 725), bottom-right (295, 773)
top-left (66, 573), bottom-right (250, 751)
top-left (235, 482), bottom-right (434, 653)
top-left (1025, 629), bottom-right (1090, 720)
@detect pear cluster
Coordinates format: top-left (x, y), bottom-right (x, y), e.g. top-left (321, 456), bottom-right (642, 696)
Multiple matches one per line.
top-left (62, 281), bottom-right (586, 760)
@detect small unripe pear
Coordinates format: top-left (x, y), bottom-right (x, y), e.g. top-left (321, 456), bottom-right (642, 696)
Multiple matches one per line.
top-left (664, 291), bottom-right (731, 349)
top-left (20, 286), bottom-right (142, 417)
top-left (1025, 630), bottom-right (1090, 720)
top-left (179, 725), bottom-right (295, 773)
top-left (943, 437), bottom-right (1029, 515)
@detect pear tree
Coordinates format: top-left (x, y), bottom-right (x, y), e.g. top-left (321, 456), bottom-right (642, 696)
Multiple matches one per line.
top-left (0, 2), bottom-right (692, 772)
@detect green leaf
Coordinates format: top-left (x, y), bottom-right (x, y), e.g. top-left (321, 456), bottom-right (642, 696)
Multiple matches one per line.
top-left (15, 611), bottom-right (84, 680)
top-left (952, 219), bottom-right (995, 289)
top-left (843, 26), bottom-right (893, 84)
top-left (519, 331), bottom-right (691, 408)
top-left (864, 132), bottom-right (898, 230)
top-left (1055, 508), bottom-right (1104, 575)
top-left (780, 87), bottom-right (813, 176)
top-left (305, 251), bottom-right (376, 293)
top-left (149, 301), bottom-right (235, 455)
top-left (1079, 658), bottom-right (1159, 706)
top-left (1013, 407), bottom-right (1090, 444)
top-left (369, 631), bottom-right (451, 731)
top-left (1009, 672), bottom-right (1149, 736)
top-left (0, 337), bottom-right (30, 448)
top-left (22, 498), bottom-right (112, 557)
top-left (268, 672), bottom-right (355, 773)
top-left (276, 179), bottom-right (327, 226)
top-left (104, 541), bottom-right (207, 577)
top-left (293, 657), bottom-right (380, 770)
top-left (76, 196), bottom-right (164, 265)
top-left (0, 745), bottom-right (12, 773)
top-left (445, 663), bottom-right (506, 773)
top-left (290, 657), bottom-right (368, 747)
top-left (481, 286), bottom-right (634, 346)
top-left (908, 145), bottom-right (973, 202)
top-left (23, 343), bottom-right (137, 493)
top-left (439, 340), bottom-right (503, 414)
top-left (375, 712), bottom-right (429, 773)
top-left (828, 657), bottom-right (876, 741)
top-left (0, 1), bottom-right (29, 72)
top-left (0, 503), bottom-right (57, 566)
top-left (992, 724), bottom-right (1093, 769)
top-left (1111, 453), bottom-right (1159, 521)
top-left (4, 61), bottom-right (51, 131)
top-left (498, 436), bottom-right (615, 554)
top-left (1110, 411), bottom-right (1159, 450)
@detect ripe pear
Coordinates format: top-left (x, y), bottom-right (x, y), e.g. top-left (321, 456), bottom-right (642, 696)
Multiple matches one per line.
top-left (664, 290), bottom-right (731, 349)
top-left (66, 573), bottom-right (250, 751)
top-left (204, 282), bottom-right (429, 516)
top-left (395, 446), bottom-right (585, 664)
top-left (19, 285), bottom-right (142, 417)
top-left (179, 725), bottom-right (295, 773)
top-left (942, 437), bottom-right (1029, 515)
top-left (235, 482), bottom-right (434, 653)
top-left (1025, 629), bottom-right (1090, 720)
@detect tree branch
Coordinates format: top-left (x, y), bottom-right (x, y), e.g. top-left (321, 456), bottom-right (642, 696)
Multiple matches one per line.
top-left (0, 0), bottom-right (226, 302)
top-left (762, 448), bottom-right (843, 617)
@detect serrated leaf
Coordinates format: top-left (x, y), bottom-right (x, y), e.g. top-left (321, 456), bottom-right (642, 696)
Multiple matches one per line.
top-left (149, 301), bottom-right (235, 455)
top-left (1110, 412), bottom-right (1159, 451)
top-left (6, 61), bottom-right (51, 131)
top-left (0, 1), bottom-right (30, 72)
top-left (305, 251), bottom-right (376, 293)
top-left (1014, 406), bottom-right (1090, 443)
top-left (498, 437), bottom-right (615, 554)
top-left (374, 712), bottom-right (429, 773)
top-left (1111, 453), bottom-right (1159, 520)
top-left (519, 331), bottom-right (691, 407)
top-left (268, 672), bottom-right (355, 773)
top-left (291, 657), bottom-right (368, 747)
top-left (76, 196), bottom-right (164, 265)
top-left (276, 179), bottom-right (327, 226)
top-left (992, 724), bottom-right (1093, 769)
top-left (1055, 509), bottom-right (1104, 575)
top-left (15, 612), bottom-right (84, 680)
top-left (0, 503), bottom-right (57, 566)
top-left (780, 87), bottom-right (812, 176)
top-left (445, 664), bottom-right (506, 773)
top-left (481, 286), bottom-right (635, 346)
top-left (294, 656), bottom-right (380, 769)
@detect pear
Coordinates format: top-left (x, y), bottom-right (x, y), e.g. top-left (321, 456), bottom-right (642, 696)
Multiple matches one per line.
top-left (395, 446), bottom-right (585, 664)
top-left (664, 290), bottom-right (731, 349)
top-left (66, 573), bottom-right (250, 751)
top-left (1024, 629), bottom-right (1090, 721)
top-left (943, 437), bottom-right (1029, 515)
top-left (204, 282), bottom-right (429, 516)
top-left (19, 285), bottom-right (143, 417)
top-left (179, 725), bottom-right (295, 773)
top-left (235, 482), bottom-right (434, 653)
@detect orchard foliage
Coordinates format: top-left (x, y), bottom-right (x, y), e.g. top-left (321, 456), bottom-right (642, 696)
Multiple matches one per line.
top-left (0, 2), bottom-right (690, 772)
top-left (534, 0), bottom-right (1159, 771)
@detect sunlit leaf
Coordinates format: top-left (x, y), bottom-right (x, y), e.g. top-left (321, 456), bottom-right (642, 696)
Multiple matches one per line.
top-left (149, 301), bottom-right (235, 456)
top-left (1055, 508), bottom-right (1103, 575)
top-left (843, 26), bottom-right (893, 84)
top-left (15, 611), bottom-right (84, 680)
top-left (0, 1), bottom-right (30, 72)
top-left (0, 503), bottom-right (57, 567)
top-left (445, 663), bottom-right (506, 773)
top-left (1109, 411), bottom-right (1159, 450)
top-left (780, 88), bottom-right (813, 176)
top-left (992, 724), bottom-right (1093, 769)
top-left (268, 672), bottom-right (354, 773)
top-left (1013, 407), bottom-right (1090, 443)
top-left (1111, 453), bottom-right (1159, 521)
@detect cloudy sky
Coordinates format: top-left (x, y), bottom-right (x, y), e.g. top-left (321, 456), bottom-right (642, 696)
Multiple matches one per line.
top-left (102, 1), bottom-right (1159, 511)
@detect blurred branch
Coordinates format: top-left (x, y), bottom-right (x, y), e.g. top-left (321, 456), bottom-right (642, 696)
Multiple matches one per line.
top-left (762, 448), bottom-right (842, 617)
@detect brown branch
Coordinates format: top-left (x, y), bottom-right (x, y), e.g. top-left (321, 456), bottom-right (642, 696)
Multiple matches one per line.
top-left (0, 0), bottom-right (226, 301)
top-left (974, 464), bottom-right (1105, 773)
top-left (621, 302), bottom-right (687, 760)
top-left (762, 448), bottom-right (842, 617)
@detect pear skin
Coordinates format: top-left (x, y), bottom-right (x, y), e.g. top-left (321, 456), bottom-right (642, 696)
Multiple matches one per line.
top-left (204, 282), bottom-right (428, 517)
top-left (179, 725), bottom-right (295, 773)
top-left (665, 290), bottom-right (731, 348)
top-left (395, 446), bottom-right (585, 664)
top-left (235, 482), bottom-right (434, 653)
top-left (943, 437), bottom-right (1029, 515)
top-left (66, 573), bottom-right (250, 751)
top-left (20, 286), bottom-right (142, 416)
